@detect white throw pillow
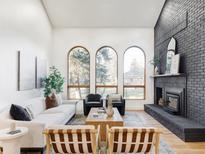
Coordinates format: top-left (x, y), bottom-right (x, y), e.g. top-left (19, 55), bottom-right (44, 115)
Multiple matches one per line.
top-left (55, 94), bottom-right (63, 105)
top-left (25, 104), bottom-right (35, 119)
top-left (109, 94), bottom-right (121, 102)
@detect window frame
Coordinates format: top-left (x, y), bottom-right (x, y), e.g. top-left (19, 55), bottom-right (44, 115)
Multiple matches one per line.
top-left (67, 46), bottom-right (90, 100)
top-left (123, 46), bottom-right (146, 100)
top-left (95, 46), bottom-right (118, 95)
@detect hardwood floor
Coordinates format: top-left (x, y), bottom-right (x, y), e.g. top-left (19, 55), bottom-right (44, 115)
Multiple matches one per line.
top-left (134, 111), bottom-right (205, 154)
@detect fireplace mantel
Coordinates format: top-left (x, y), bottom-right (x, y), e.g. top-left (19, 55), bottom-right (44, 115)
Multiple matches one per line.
top-left (151, 73), bottom-right (186, 78)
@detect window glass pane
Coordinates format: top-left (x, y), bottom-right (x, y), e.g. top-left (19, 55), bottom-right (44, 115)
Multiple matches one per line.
top-left (96, 87), bottom-right (117, 98)
top-left (96, 47), bottom-right (117, 85)
top-left (124, 47), bottom-right (145, 85)
top-left (68, 46), bottom-right (90, 99)
top-left (69, 47), bottom-right (90, 85)
top-left (124, 87), bottom-right (144, 99)
top-left (68, 88), bottom-right (89, 99)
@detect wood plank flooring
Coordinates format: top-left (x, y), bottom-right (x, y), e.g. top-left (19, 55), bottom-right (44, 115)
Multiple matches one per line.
top-left (134, 111), bottom-right (205, 154)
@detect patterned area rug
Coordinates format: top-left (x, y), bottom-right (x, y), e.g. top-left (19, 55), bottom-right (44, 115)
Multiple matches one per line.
top-left (22, 112), bottom-right (175, 154)
top-left (67, 113), bottom-right (176, 154)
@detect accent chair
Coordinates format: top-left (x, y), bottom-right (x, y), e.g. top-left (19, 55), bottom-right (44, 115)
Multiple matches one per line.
top-left (106, 126), bottom-right (161, 154)
top-left (83, 94), bottom-right (103, 116)
top-left (43, 125), bottom-right (100, 154)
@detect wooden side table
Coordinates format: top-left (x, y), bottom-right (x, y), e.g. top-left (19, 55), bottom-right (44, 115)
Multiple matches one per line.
top-left (0, 127), bottom-right (28, 154)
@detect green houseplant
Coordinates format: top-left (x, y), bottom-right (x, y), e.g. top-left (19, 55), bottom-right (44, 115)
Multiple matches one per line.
top-left (42, 66), bottom-right (64, 108)
top-left (150, 55), bottom-right (161, 75)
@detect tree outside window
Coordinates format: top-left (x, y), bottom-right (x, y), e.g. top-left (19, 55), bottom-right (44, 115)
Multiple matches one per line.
top-left (96, 46), bottom-right (117, 98)
top-left (68, 46), bottom-right (90, 99)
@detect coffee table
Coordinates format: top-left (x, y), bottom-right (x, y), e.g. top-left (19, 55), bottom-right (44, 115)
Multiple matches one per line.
top-left (85, 107), bottom-right (124, 141)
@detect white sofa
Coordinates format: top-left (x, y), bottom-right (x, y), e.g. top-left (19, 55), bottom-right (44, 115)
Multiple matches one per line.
top-left (0, 97), bottom-right (77, 152)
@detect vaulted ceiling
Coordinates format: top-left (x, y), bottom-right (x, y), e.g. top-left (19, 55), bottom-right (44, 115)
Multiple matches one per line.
top-left (42, 0), bottom-right (165, 28)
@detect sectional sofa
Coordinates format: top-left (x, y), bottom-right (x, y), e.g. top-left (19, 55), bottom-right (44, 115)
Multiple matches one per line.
top-left (0, 97), bottom-right (77, 153)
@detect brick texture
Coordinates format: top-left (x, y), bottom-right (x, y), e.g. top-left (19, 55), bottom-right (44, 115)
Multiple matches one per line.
top-left (155, 0), bottom-right (205, 125)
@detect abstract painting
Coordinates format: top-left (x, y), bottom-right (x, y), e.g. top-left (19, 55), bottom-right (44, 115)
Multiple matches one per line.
top-left (17, 51), bottom-right (35, 91)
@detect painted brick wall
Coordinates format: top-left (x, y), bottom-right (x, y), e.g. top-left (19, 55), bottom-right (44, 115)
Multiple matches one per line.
top-left (155, 0), bottom-right (205, 125)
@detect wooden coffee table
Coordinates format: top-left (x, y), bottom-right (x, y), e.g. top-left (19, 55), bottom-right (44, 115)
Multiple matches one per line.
top-left (85, 108), bottom-right (124, 141)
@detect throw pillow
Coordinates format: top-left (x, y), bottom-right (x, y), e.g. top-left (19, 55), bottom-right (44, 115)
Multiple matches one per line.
top-left (10, 104), bottom-right (31, 121)
top-left (109, 94), bottom-right (121, 102)
top-left (45, 93), bottom-right (58, 109)
top-left (55, 94), bottom-right (63, 105)
top-left (25, 105), bottom-right (35, 119)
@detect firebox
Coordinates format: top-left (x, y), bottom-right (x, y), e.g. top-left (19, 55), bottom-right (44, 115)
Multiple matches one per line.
top-left (164, 93), bottom-right (180, 115)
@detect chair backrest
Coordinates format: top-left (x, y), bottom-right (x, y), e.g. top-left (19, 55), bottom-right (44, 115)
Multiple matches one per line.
top-left (108, 94), bottom-right (122, 102)
top-left (86, 94), bottom-right (101, 102)
top-left (108, 127), bottom-right (160, 154)
top-left (44, 125), bottom-right (98, 154)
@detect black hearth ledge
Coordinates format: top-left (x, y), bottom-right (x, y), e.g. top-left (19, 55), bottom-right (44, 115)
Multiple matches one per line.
top-left (144, 104), bottom-right (205, 142)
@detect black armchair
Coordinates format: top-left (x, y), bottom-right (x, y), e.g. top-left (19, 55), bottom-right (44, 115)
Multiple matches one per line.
top-left (106, 94), bottom-right (125, 115)
top-left (83, 94), bottom-right (103, 116)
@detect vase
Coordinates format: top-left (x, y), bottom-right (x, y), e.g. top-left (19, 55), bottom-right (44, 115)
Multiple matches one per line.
top-left (106, 97), bottom-right (114, 118)
top-left (154, 66), bottom-right (160, 75)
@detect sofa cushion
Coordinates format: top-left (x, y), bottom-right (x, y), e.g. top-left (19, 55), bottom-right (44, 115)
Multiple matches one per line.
top-left (10, 104), bottom-right (31, 121)
top-left (0, 108), bottom-right (12, 120)
top-left (42, 104), bottom-right (75, 117)
top-left (32, 113), bottom-right (66, 126)
top-left (85, 101), bottom-right (101, 104)
top-left (22, 97), bottom-right (46, 118)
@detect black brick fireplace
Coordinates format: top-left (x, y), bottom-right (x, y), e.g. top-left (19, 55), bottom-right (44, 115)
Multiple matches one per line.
top-left (145, 0), bottom-right (205, 142)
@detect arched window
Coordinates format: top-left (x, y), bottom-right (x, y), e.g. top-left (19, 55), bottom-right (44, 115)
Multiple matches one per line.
top-left (68, 46), bottom-right (90, 99)
top-left (123, 46), bottom-right (145, 99)
top-left (96, 46), bottom-right (118, 97)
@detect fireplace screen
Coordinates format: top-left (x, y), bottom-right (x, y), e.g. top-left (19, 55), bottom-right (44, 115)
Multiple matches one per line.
top-left (166, 93), bottom-right (180, 113)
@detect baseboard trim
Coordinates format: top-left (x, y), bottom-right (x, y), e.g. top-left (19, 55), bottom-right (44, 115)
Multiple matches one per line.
top-left (21, 147), bottom-right (45, 153)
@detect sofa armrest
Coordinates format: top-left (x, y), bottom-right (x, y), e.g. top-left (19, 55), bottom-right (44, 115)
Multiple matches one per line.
top-left (62, 100), bottom-right (78, 105)
top-left (0, 119), bottom-right (46, 148)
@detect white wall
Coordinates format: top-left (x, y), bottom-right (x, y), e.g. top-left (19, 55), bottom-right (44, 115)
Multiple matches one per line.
top-left (51, 28), bottom-right (154, 111)
top-left (0, 0), bottom-right (52, 110)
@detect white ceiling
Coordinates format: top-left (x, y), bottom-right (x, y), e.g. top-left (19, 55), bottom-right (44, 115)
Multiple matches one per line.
top-left (42, 0), bottom-right (165, 28)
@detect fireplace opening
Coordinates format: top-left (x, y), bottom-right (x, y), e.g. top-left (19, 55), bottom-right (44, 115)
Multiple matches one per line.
top-left (155, 87), bottom-right (186, 117)
top-left (164, 93), bottom-right (180, 115)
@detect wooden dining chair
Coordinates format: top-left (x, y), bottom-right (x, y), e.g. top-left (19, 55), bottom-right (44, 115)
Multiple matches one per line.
top-left (106, 126), bottom-right (161, 154)
top-left (43, 125), bottom-right (100, 154)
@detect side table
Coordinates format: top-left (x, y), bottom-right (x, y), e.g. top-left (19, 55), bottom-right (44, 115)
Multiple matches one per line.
top-left (0, 127), bottom-right (28, 154)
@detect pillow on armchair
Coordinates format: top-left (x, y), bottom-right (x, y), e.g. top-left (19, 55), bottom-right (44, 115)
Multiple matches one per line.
top-left (109, 94), bottom-right (122, 102)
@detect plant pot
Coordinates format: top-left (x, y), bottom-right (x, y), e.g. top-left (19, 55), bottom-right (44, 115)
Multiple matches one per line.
top-left (45, 93), bottom-right (58, 109)
top-left (154, 65), bottom-right (160, 75)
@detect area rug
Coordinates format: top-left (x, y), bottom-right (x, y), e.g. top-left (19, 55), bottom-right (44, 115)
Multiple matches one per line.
top-left (23, 112), bottom-right (176, 154)
top-left (67, 113), bottom-right (176, 154)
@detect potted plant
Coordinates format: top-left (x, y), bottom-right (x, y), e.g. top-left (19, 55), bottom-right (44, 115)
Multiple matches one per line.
top-left (150, 55), bottom-right (161, 75)
top-left (42, 66), bottom-right (64, 108)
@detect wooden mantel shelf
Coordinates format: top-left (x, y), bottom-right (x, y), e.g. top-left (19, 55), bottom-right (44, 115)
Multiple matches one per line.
top-left (150, 73), bottom-right (186, 78)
